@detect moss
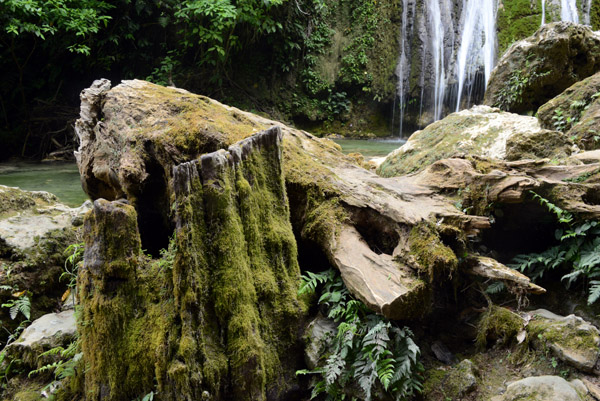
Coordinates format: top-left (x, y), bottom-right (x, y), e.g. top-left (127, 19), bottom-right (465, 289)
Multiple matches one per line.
top-left (0, 186), bottom-right (56, 219)
top-left (476, 305), bottom-right (523, 349)
top-left (422, 360), bottom-right (478, 401)
top-left (78, 131), bottom-right (306, 400)
top-left (497, 0), bottom-right (543, 56)
top-left (12, 390), bottom-right (43, 401)
top-left (133, 83), bottom-right (267, 157)
top-left (407, 222), bottom-right (458, 281)
top-left (377, 112), bottom-right (500, 177)
top-left (528, 316), bottom-right (600, 355)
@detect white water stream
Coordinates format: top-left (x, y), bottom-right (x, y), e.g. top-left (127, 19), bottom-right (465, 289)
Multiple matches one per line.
top-left (561, 0), bottom-right (579, 23)
top-left (541, 0), bottom-right (546, 26)
top-left (455, 0), bottom-right (497, 112)
top-left (394, 0), bottom-right (593, 136)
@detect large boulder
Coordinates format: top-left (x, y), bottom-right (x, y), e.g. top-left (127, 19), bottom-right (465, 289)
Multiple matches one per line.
top-left (377, 105), bottom-right (573, 177)
top-left (484, 22), bottom-right (600, 114)
top-left (538, 71), bottom-right (600, 150)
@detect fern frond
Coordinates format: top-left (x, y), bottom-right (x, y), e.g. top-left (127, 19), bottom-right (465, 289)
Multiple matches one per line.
top-left (589, 281), bottom-right (600, 305)
top-left (485, 281), bottom-right (505, 294)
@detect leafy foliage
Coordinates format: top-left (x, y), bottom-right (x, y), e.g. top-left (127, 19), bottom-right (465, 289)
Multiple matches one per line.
top-left (1, 0), bottom-right (113, 55)
top-left (509, 191), bottom-right (600, 304)
top-left (1, 294), bottom-right (31, 321)
top-left (297, 269), bottom-right (423, 400)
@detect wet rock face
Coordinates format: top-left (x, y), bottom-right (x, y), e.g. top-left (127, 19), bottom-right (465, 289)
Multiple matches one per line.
top-left (485, 22), bottom-right (600, 114)
top-left (79, 128), bottom-right (306, 401)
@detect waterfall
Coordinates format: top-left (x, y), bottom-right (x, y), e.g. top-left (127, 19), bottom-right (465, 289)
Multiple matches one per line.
top-left (583, 0), bottom-right (593, 24)
top-left (396, 0), bottom-right (416, 136)
top-left (561, 0), bottom-right (579, 23)
top-left (426, 0), bottom-right (447, 121)
top-left (541, 0), bottom-right (546, 26)
top-left (455, 0), bottom-right (497, 112)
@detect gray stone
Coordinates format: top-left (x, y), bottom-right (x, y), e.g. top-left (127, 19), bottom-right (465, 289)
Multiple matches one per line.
top-left (4, 310), bottom-right (76, 367)
top-left (304, 315), bottom-right (337, 370)
top-left (499, 376), bottom-right (585, 401)
top-left (0, 186), bottom-right (91, 251)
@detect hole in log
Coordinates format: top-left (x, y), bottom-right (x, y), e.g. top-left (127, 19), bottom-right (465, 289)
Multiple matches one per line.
top-left (481, 200), bottom-right (558, 262)
top-left (133, 144), bottom-right (172, 257)
top-left (583, 188), bottom-right (600, 206)
top-left (349, 207), bottom-right (399, 255)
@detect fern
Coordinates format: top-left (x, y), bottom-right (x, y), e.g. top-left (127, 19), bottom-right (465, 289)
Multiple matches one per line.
top-left (588, 281), bottom-right (600, 304)
top-left (485, 281), bottom-right (506, 294)
top-left (297, 269), bottom-right (423, 400)
top-left (510, 192), bottom-right (600, 304)
top-left (2, 295), bottom-right (31, 320)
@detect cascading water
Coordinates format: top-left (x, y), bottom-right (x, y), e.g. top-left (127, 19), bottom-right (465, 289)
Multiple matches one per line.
top-left (541, 0), bottom-right (546, 26)
top-left (393, 0), bottom-right (593, 137)
top-left (583, 0), bottom-right (593, 24)
top-left (561, 0), bottom-right (579, 23)
top-left (426, 0), bottom-right (447, 121)
top-left (454, 0), bottom-right (497, 112)
top-left (395, 0), bottom-right (416, 136)
top-left (542, 0), bottom-right (591, 26)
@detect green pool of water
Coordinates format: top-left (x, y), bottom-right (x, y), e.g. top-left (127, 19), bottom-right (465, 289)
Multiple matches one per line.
top-left (332, 137), bottom-right (406, 159)
top-left (0, 161), bottom-right (88, 207)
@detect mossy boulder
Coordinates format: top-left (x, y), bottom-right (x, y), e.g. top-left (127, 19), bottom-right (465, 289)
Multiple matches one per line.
top-left (377, 105), bottom-right (571, 177)
top-left (526, 309), bottom-right (600, 372)
top-left (423, 359), bottom-right (478, 401)
top-left (476, 306), bottom-right (524, 349)
top-left (538, 71), bottom-right (600, 150)
top-left (485, 22), bottom-right (600, 114)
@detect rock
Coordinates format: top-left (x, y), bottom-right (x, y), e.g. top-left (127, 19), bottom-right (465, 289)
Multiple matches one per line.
top-left (0, 186), bottom-right (89, 342)
top-left (4, 310), bottom-right (76, 367)
top-left (431, 341), bottom-right (455, 365)
top-left (485, 22), bottom-right (600, 114)
top-left (423, 359), bottom-right (478, 400)
top-left (526, 309), bottom-right (600, 372)
top-left (377, 105), bottom-right (572, 177)
top-left (304, 315), bottom-right (337, 370)
top-left (570, 150), bottom-right (600, 164)
top-left (538, 71), bottom-right (600, 150)
top-left (0, 186), bottom-right (91, 251)
top-left (497, 376), bottom-right (585, 401)
top-left (582, 378), bottom-right (600, 400)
